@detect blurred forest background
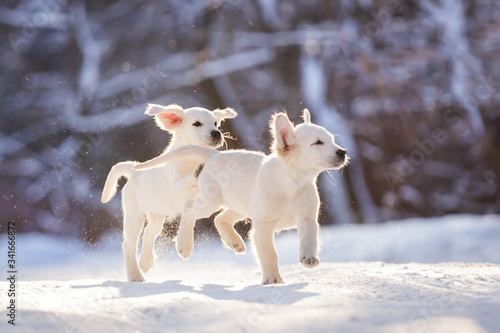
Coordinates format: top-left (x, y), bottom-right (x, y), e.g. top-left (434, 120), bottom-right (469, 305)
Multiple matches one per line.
top-left (1, 0), bottom-right (499, 243)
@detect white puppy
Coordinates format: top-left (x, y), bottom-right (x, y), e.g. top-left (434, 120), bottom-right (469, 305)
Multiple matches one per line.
top-left (134, 109), bottom-right (348, 284)
top-left (101, 103), bottom-right (237, 282)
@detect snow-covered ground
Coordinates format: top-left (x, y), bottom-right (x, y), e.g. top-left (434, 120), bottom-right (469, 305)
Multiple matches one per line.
top-left (1, 214), bottom-right (500, 332)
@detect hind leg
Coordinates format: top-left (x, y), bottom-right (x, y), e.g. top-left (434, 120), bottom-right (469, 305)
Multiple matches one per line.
top-left (215, 209), bottom-right (246, 253)
top-left (139, 213), bottom-right (165, 273)
top-left (122, 207), bottom-right (146, 282)
top-left (176, 195), bottom-right (222, 259)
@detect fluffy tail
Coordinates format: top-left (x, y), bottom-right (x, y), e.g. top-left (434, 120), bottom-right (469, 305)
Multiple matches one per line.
top-left (101, 161), bottom-right (137, 203)
top-left (133, 145), bottom-right (218, 171)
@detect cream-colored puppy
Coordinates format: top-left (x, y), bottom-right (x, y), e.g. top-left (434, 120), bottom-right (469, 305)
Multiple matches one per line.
top-left (134, 109), bottom-right (348, 284)
top-left (101, 103), bottom-right (236, 282)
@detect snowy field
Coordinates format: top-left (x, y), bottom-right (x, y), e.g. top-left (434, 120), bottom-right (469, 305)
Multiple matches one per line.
top-left (1, 214), bottom-right (500, 332)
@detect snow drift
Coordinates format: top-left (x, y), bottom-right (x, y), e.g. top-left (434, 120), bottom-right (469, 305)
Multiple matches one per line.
top-left (1, 214), bottom-right (499, 332)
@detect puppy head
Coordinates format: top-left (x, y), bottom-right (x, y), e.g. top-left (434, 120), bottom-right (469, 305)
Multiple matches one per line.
top-left (271, 109), bottom-right (348, 170)
top-left (145, 104), bottom-right (237, 147)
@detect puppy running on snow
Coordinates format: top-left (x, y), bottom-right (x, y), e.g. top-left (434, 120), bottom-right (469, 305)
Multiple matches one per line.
top-left (133, 109), bottom-right (348, 284)
top-left (101, 103), bottom-right (237, 282)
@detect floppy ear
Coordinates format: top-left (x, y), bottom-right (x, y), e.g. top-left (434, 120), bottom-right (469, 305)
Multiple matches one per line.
top-left (213, 107), bottom-right (237, 122)
top-left (302, 108), bottom-right (311, 124)
top-left (145, 104), bottom-right (184, 131)
top-left (272, 113), bottom-right (296, 154)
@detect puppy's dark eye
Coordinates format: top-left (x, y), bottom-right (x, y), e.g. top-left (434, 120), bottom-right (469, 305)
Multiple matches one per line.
top-left (214, 122), bottom-right (217, 126)
top-left (313, 140), bottom-right (324, 145)
top-left (193, 121), bottom-right (202, 127)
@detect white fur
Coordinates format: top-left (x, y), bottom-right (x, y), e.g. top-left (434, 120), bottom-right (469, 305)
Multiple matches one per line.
top-left (134, 109), bottom-right (348, 284)
top-left (101, 103), bottom-right (237, 282)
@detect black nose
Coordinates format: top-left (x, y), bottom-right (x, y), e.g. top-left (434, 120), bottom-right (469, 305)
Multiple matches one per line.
top-left (211, 130), bottom-right (221, 140)
top-left (336, 149), bottom-right (347, 158)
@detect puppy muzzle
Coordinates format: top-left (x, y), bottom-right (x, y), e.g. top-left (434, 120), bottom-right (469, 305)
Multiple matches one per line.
top-left (211, 130), bottom-right (222, 144)
top-left (329, 149), bottom-right (349, 169)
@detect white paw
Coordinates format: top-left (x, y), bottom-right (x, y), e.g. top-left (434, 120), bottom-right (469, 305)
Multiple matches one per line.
top-left (128, 272), bottom-right (146, 282)
top-left (232, 241), bottom-right (245, 253)
top-left (225, 239), bottom-right (245, 253)
top-left (300, 256), bottom-right (320, 268)
top-left (139, 254), bottom-right (154, 273)
top-left (262, 275), bottom-right (284, 285)
top-left (176, 236), bottom-right (194, 259)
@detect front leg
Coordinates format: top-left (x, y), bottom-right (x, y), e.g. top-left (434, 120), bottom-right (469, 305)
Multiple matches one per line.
top-left (171, 172), bottom-right (199, 259)
top-left (297, 217), bottom-right (319, 268)
top-left (175, 203), bottom-right (197, 259)
top-left (176, 218), bottom-right (195, 259)
top-left (252, 226), bottom-right (284, 284)
top-left (176, 194), bottom-right (223, 259)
